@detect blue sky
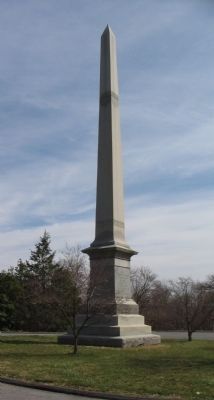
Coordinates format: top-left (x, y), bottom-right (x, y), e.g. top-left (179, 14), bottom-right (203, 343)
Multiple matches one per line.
top-left (0, 0), bottom-right (213, 279)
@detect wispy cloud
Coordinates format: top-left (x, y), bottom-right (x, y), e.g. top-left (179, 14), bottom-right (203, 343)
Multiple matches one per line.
top-left (126, 192), bottom-right (214, 279)
top-left (0, 193), bottom-right (213, 281)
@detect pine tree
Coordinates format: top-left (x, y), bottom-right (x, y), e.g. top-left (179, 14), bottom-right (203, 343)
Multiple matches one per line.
top-left (29, 231), bottom-right (57, 291)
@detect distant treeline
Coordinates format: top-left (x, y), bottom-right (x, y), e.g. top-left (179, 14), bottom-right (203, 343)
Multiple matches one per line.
top-left (0, 232), bottom-right (214, 341)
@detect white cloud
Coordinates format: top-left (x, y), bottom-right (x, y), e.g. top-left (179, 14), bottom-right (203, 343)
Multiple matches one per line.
top-left (1, 193), bottom-right (213, 282)
top-left (126, 193), bottom-right (214, 280)
top-left (0, 154), bottom-right (96, 228)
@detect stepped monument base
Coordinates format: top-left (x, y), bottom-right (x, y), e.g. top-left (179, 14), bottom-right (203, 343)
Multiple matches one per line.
top-left (58, 313), bottom-right (160, 347)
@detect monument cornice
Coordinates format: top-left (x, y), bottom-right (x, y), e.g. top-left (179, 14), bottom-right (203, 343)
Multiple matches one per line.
top-left (82, 244), bottom-right (137, 260)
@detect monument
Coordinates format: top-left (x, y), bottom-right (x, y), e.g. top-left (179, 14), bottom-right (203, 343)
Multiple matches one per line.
top-left (60, 26), bottom-right (160, 347)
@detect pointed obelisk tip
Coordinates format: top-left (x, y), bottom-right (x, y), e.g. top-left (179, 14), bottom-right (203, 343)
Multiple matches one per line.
top-left (102, 24), bottom-right (114, 37)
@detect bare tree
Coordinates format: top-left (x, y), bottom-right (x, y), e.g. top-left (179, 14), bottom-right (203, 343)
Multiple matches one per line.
top-left (52, 246), bottom-right (101, 354)
top-left (131, 268), bottom-right (214, 335)
top-left (147, 280), bottom-right (173, 330)
top-left (131, 266), bottom-right (157, 314)
top-left (170, 277), bottom-right (214, 341)
top-left (205, 275), bottom-right (214, 291)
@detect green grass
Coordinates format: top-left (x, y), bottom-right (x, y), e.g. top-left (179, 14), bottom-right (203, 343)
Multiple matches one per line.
top-left (0, 336), bottom-right (214, 400)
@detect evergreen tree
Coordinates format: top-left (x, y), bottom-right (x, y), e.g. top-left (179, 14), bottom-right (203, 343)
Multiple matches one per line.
top-left (12, 231), bottom-right (60, 331)
top-left (0, 271), bottom-right (21, 330)
top-left (28, 231), bottom-right (57, 291)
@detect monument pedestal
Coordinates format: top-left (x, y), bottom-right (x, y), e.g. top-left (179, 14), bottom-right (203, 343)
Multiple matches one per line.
top-left (58, 244), bottom-right (161, 347)
top-left (58, 313), bottom-right (160, 347)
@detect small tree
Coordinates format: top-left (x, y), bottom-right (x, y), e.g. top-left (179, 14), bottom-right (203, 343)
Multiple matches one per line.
top-left (52, 246), bottom-right (96, 354)
top-left (170, 277), bottom-right (214, 341)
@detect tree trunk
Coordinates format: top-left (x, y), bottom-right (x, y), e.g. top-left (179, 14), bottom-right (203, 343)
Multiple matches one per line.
top-left (188, 330), bottom-right (192, 341)
top-left (73, 336), bottom-right (78, 354)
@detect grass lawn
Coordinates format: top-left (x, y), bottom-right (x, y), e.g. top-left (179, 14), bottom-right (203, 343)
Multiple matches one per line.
top-left (0, 335), bottom-right (213, 400)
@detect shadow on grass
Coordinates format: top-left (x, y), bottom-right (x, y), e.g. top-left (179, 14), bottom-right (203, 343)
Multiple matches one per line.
top-left (200, 346), bottom-right (214, 351)
top-left (0, 339), bottom-right (56, 345)
top-left (0, 352), bottom-right (72, 359)
top-left (126, 356), bottom-right (214, 370)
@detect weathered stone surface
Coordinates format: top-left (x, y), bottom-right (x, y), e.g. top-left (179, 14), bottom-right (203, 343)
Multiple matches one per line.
top-left (76, 313), bottom-right (146, 326)
top-left (71, 313), bottom-right (151, 337)
top-left (58, 334), bottom-right (161, 347)
top-left (86, 250), bottom-right (139, 314)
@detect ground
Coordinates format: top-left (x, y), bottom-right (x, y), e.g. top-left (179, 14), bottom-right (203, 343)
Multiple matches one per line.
top-left (0, 335), bottom-right (213, 400)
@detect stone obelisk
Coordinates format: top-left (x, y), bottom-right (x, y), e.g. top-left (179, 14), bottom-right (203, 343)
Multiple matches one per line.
top-left (83, 25), bottom-right (139, 316)
top-left (60, 26), bottom-right (160, 347)
top-left (82, 25), bottom-right (160, 346)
